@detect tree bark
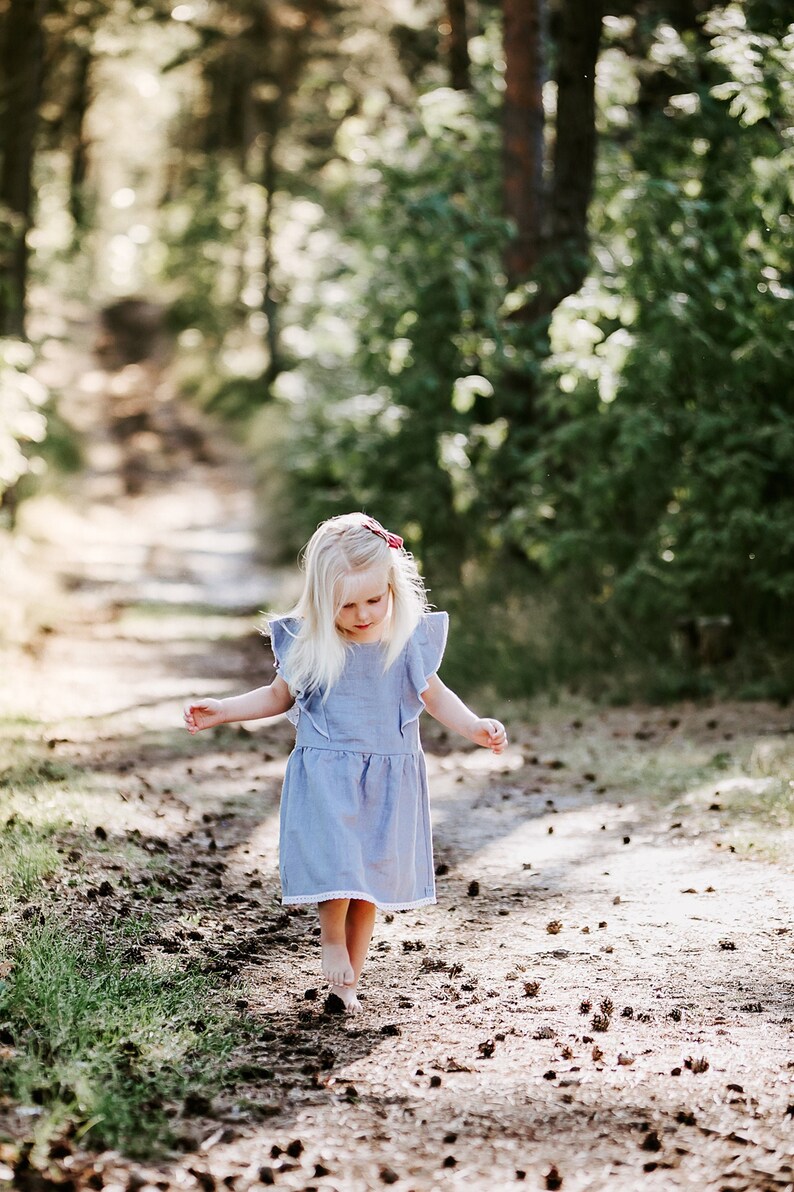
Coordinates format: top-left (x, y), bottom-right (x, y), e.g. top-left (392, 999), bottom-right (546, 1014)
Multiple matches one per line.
top-left (549, 0), bottom-right (603, 297)
top-left (69, 43), bottom-right (93, 231)
top-left (446, 0), bottom-right (471, 91)
top-left (255, 0), bottom-right (328, 387)
top-left (261, 125), bottom-right (280, 386)
top-left (0, 0), bottom-right (48, 338)
top-left (502, 0), bottom-right (546, 286)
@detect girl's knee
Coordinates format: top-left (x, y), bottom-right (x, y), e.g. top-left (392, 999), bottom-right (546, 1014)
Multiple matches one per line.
top-left (349, 898), bottom-right (376, 917)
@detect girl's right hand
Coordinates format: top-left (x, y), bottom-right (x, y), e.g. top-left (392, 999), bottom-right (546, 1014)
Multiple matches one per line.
top-left (183, 699), bottom-right (225, 735)
top-left (471, 717), bottom-right (508, 753)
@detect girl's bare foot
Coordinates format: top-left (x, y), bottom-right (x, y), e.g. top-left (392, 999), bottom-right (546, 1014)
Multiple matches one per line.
top-left (327, 984), bottom-right (361, 1013)
top-left (322, 942), bottom-right (355, 988)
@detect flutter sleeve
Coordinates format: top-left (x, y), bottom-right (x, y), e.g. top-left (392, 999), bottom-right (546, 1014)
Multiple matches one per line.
top-left (269, 616), bottom-right (299, 676)
top-left (400, 611), bottom-right (450, 733)
top-left (268, 616), bottom-right (329, 738)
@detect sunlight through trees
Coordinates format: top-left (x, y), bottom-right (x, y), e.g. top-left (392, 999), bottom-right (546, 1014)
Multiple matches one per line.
top-left (1, 0), bottom-right (792, 695)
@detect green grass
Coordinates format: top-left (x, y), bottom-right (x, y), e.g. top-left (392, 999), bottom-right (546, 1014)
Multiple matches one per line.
top-left (433, 564), bottom-right (794, 705)
top-left (0, 745), bottom-right (103, 910)
top-left (0, 817), bottom-right (62, 905)
top-left (0, 756), bottom-right (77, 791)
top-left (0, 738), bottom-right (256, 1161)
top-left (0, 917), bottom-right (247, 1159)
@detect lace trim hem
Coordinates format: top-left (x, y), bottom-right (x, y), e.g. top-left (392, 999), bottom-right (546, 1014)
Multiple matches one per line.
top-left (282, 890), bottom-right (437, 912)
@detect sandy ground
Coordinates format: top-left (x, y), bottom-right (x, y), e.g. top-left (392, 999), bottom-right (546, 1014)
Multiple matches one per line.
top-left (1, 312), bottom-right (792, 1192)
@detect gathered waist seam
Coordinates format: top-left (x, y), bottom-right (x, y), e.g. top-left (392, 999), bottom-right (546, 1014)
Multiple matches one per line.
top-left (293, 743), bottom-right (420, 757)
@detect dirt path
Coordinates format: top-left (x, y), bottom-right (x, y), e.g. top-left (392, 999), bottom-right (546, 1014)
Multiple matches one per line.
top-left (3, 314), bottom-right (793, 1192)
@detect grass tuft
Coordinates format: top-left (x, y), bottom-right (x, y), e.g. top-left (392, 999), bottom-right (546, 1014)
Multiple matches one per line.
top-left (0, 818), bottom-right (62, 905)
top-left (0, 915), bottom-right (247, 1159)
top-left (0, 757), bottom-right (76, 790)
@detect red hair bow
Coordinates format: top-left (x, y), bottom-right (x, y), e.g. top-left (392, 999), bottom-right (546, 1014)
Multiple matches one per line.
top-left (361, 517), bottom-right (404, 550)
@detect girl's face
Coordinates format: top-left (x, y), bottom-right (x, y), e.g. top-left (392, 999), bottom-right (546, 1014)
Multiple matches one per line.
top-left (335, 566), bottom-right (391, 642)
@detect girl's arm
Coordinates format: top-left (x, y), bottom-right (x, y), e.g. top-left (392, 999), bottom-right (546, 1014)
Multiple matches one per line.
top-left (183, 675), bottom-right (294, 735)
top-left (421, 674), bottom-right (507, 753)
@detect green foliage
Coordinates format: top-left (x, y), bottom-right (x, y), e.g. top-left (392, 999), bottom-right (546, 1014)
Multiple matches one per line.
top-left (155, 4), bottom-right (794, 696)
top-left (0, 340), bottom-right (48, 511)
top-left (281, 83), bottom-right (510, 571)
top-left (0, 333), bottom-right (79, 519)
top-left (9, 0), bottom-right (792, 697)
top-left (162, 160), bottom-right (249, 341)
top-left (499, 9), bottom-right (794, 680)
top-left (234, 6), bottom-right (793, 698)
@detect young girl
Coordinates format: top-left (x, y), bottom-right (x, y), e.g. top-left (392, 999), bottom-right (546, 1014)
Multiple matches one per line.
top-left (183, 513), bottom-right (507, 1013)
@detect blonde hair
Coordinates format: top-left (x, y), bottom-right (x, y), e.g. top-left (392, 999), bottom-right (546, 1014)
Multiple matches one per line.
top-left (271, 513), bottom-right (429, 697)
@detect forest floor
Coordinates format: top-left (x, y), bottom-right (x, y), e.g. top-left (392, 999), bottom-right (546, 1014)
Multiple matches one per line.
top-left (0, 308), bottom-right (792, 1192)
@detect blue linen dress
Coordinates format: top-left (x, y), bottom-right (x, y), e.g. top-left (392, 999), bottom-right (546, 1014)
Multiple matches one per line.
top-left (270, 612), bottom-right (449, 911)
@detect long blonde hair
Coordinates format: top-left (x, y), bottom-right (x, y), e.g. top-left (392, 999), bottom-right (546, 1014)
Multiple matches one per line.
top-left (271, 513), bottom-right (429, 697)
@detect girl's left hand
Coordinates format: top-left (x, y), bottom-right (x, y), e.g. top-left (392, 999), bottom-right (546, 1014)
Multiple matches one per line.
top-left (472, 718), bottom-right (508, 754)
top-left (183, 698), bottom-right (224, 734)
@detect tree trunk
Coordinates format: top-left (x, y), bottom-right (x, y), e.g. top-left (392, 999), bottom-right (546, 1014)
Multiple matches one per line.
top-left (0, 0), bottom-right (48, 338)
top-left (69, 43), bottom-right (93, 231)
top-left (549, 0), bottom-right (603, 299)
top-left (446, 0), bottom-right (471, 91)
top-left (261, 126), bottom-right (280, 386)
top-left (502, 0), bottom-right (546, 286)
top-left (255, 0), bottom-right (328, 388)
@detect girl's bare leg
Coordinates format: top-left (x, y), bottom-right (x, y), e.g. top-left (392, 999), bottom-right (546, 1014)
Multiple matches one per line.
top-left (318, 898), bottom-right (355, 988)
top-left (324, 898), bottom-right (376, 1013)
top-left (345, 898), bottom-right (376, 986)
